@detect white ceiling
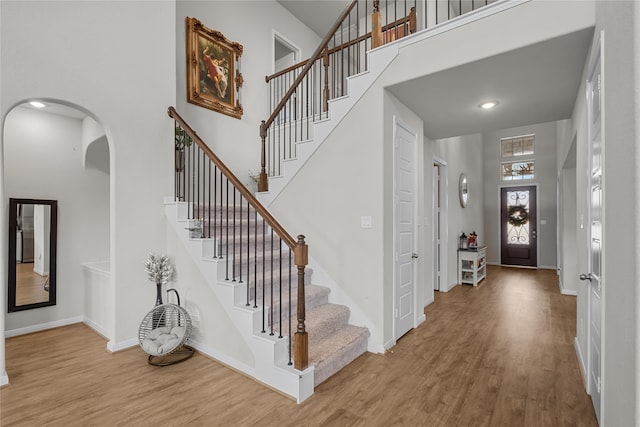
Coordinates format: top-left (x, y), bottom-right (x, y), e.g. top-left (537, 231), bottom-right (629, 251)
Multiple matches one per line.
top-left (277, 0), bottom-right (350, 36)
top-left (388, 28), bottom-right (594, 140)
top-left (21, 101), bottom-right (87, 120)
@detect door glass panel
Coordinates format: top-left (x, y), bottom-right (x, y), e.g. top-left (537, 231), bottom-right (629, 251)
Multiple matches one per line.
top-left (506, 190), bottom-right (530, 245)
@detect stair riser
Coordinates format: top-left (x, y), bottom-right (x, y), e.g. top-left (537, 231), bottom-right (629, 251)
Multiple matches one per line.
top-left (312, 333), bottom-right (369, 387)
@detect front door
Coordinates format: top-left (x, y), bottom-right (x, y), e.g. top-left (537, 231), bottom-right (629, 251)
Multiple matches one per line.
top-left (583, 39), bottom-right (604, 424)
top-left (394, 119), bottom-right (416, 340)
top-left (500, 186), bottom-right (537, 267)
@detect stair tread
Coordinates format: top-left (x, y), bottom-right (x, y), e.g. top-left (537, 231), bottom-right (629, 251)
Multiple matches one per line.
top-left (309, 324), bottom-right (369, 365)
top-left (283, 303), bottom-right (350, 338)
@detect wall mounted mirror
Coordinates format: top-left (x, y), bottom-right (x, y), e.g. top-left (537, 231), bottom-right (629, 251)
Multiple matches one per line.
top-left (8, 198), bottom-right (57, 312)
top-left (459, 173), bottom-right (469, 208)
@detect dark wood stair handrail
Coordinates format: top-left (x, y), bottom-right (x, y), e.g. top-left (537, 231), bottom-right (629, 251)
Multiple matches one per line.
top-left (259, 0), bottom-right (359, 191)
top-left (169, 106), bottom-right (309, 370)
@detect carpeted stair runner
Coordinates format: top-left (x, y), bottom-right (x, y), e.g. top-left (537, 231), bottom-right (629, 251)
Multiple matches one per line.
top-left (196, 204), bottom-right (370, 386)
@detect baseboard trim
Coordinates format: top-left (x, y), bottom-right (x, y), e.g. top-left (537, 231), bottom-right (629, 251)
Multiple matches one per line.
top-left (5, 316), bottom-right (84, 338)
top-left (106, 338), bottom-right (138, 353)
top-left (186, 339), bottom-right (255, 378)
top-left (383, 338), bottom-right (396, 351)
top-left (0, 372), bottom-right (9, 387)
top-left (423, 296), bottom-right (435, 307)
top-left (574, 337), bottom-right (587, 388)
top-left (558, 277), bottom-right (578, 296)
top-left (83, 317), bottom-right (109, 340)
top-left (415, 313), bottom-right (426, 327)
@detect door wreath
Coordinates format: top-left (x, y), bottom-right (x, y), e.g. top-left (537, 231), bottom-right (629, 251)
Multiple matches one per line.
top-left (507, 205), bottom-right (529, 227)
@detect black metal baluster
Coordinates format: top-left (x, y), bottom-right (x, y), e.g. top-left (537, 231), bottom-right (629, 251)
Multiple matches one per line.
top-left (219, 169), bottom-right (223, 258)
top-left (225, 179), bottom-right (229, 279)
top-left (207, 159), bottom-right (211, 238)
top-left (270, 226), bottom-right (274, 336)
top-left (261, 218), bottom-right (266, 333)
top-left (288, 249), bottom-right (292, 366)
top-left (232, 188), bottom-right (236, 282)
top-left (278, 236), bottom-right (283, 339)
top-left (239, 195), bottom-right (243, 284)
top-left (253, 208), bottom-right (258, 309)
top-left (214, 167), bottom-right (219, 255)
top-left (196, 147), bottom-right (200, 222)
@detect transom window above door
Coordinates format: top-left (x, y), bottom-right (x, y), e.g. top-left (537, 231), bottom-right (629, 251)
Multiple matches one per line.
top-left (501, 134), bottom-right (535, 157)
top-left (501, 161), bottom-right (535, 181)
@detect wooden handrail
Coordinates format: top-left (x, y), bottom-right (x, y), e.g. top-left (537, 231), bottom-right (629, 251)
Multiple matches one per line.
top-left (265, 12), bottom-right (414, 84)
top-left (169, 107), bottom-right (296, 250)
top-left (170, 105), bottom-right (309, 370)
top-left (262, 0), bottom-right (358, 133)
top-left (259, 0), bottom-right (358, 191)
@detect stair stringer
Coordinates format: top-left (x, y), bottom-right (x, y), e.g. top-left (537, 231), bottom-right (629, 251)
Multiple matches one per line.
top-left (257, 42), bottom-right (400, 208)
top-left (165, 200), bottom-right (314, 403)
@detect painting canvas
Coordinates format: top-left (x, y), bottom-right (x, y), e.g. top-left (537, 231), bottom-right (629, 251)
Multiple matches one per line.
top-left (186, 17), bottom-right (243, 119)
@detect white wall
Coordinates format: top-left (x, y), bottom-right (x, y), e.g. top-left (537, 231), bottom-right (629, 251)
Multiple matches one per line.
top-left (165, 225), bottom-right (253, 367)
top-left (175, 1), bottom-right (321, 185)
top-left (0, 0), bottom-right (5, 385)
top-left (559, 167), bottom-right (577, 295)
top-left (557, 3), bottom-right (639, 424)
top-left (3, 107), bottom-right (109, 332)
top-left (433, 133), bottom-right (484, 291)
top-left (1, 0), bottom-right (176, 357)
top-left (593, 2), bottom-right (638, 423)
top-left (483, 121), bottom-right (558, 269)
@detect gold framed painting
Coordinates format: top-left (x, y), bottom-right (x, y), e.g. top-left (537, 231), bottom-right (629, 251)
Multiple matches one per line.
top-left (186, 17), bottom-right (244, 119)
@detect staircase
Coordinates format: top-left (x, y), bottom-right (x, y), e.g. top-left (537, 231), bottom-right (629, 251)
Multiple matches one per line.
top-left (166, 108), bottom-right (369, 402)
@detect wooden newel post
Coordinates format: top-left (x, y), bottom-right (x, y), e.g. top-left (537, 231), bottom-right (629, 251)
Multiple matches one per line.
top-left (259, 120), bottom-right (269, 192)
top-left (293, 235), bottom-right (308, 371)
top-left (371, 0), bottom-right (382, 49)
top-left (409, 7), bottom-right (417, 34)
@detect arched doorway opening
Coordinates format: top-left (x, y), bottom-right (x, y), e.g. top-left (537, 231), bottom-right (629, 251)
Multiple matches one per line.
top-left (2, 99), bottom-right (112, 344)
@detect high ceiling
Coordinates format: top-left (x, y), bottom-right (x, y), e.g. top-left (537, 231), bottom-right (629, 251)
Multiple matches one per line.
top-left (276, 0), bottom-right (349, 36)
top-left (278, 1), bottom-right (594, 141)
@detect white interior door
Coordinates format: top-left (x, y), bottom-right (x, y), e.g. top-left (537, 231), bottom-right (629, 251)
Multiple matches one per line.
top-left (394, 119), bottom-right (417, 340)
top-left (433, 163), bottom-right (441, 291)
top-left (582, 37), bottom-right (604, 424)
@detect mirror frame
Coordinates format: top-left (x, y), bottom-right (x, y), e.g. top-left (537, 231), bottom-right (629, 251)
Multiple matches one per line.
top-left (8, 198), bottom-right (58, 312)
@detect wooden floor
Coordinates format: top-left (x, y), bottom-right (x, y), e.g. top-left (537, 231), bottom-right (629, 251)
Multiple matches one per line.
top-left (15, 263), bottom-right (50, 307)
top-left (1, 266), bottom-right (597, 426)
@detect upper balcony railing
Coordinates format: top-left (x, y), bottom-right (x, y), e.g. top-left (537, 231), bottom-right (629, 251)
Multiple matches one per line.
top-left (259, 0), bottom-right (497, 192)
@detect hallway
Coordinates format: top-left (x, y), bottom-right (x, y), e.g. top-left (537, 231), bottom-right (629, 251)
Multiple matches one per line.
top-left (1, 266), bottom-right (597, 426)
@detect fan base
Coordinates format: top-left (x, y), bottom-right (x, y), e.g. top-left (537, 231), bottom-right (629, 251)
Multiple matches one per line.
top-left (148, 345), bottom-right (195, 366)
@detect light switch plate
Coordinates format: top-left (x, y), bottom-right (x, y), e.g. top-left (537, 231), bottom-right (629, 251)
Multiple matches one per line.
top-left (361, 216), bottom-right (372, 228)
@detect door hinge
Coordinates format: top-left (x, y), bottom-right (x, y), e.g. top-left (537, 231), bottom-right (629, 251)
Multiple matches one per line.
top-left (597, 376), bottom-right (601, 393)
top-left (395, 308), bottom-right (399, 318)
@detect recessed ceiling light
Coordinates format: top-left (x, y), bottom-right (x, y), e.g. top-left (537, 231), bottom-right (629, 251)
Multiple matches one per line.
top-left (30, 101), bottom-right (46, 108)
top-left (479, 101), bottom-right (498, 110)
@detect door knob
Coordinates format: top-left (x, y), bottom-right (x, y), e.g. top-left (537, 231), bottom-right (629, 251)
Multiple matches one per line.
top-left (412, 253), bottom-right (419, 259)
top-left (579, 273), bottom-right (593, 282)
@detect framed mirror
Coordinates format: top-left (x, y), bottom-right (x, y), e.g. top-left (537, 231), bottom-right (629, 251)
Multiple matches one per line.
top-left (459, 173), bottom-right (469, 208)
top-left (8, 198), bottom-right (57, 312)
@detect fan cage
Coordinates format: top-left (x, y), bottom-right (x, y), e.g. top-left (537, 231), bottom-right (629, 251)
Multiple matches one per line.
top-left (138, 303), bottom-right (193, 356)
